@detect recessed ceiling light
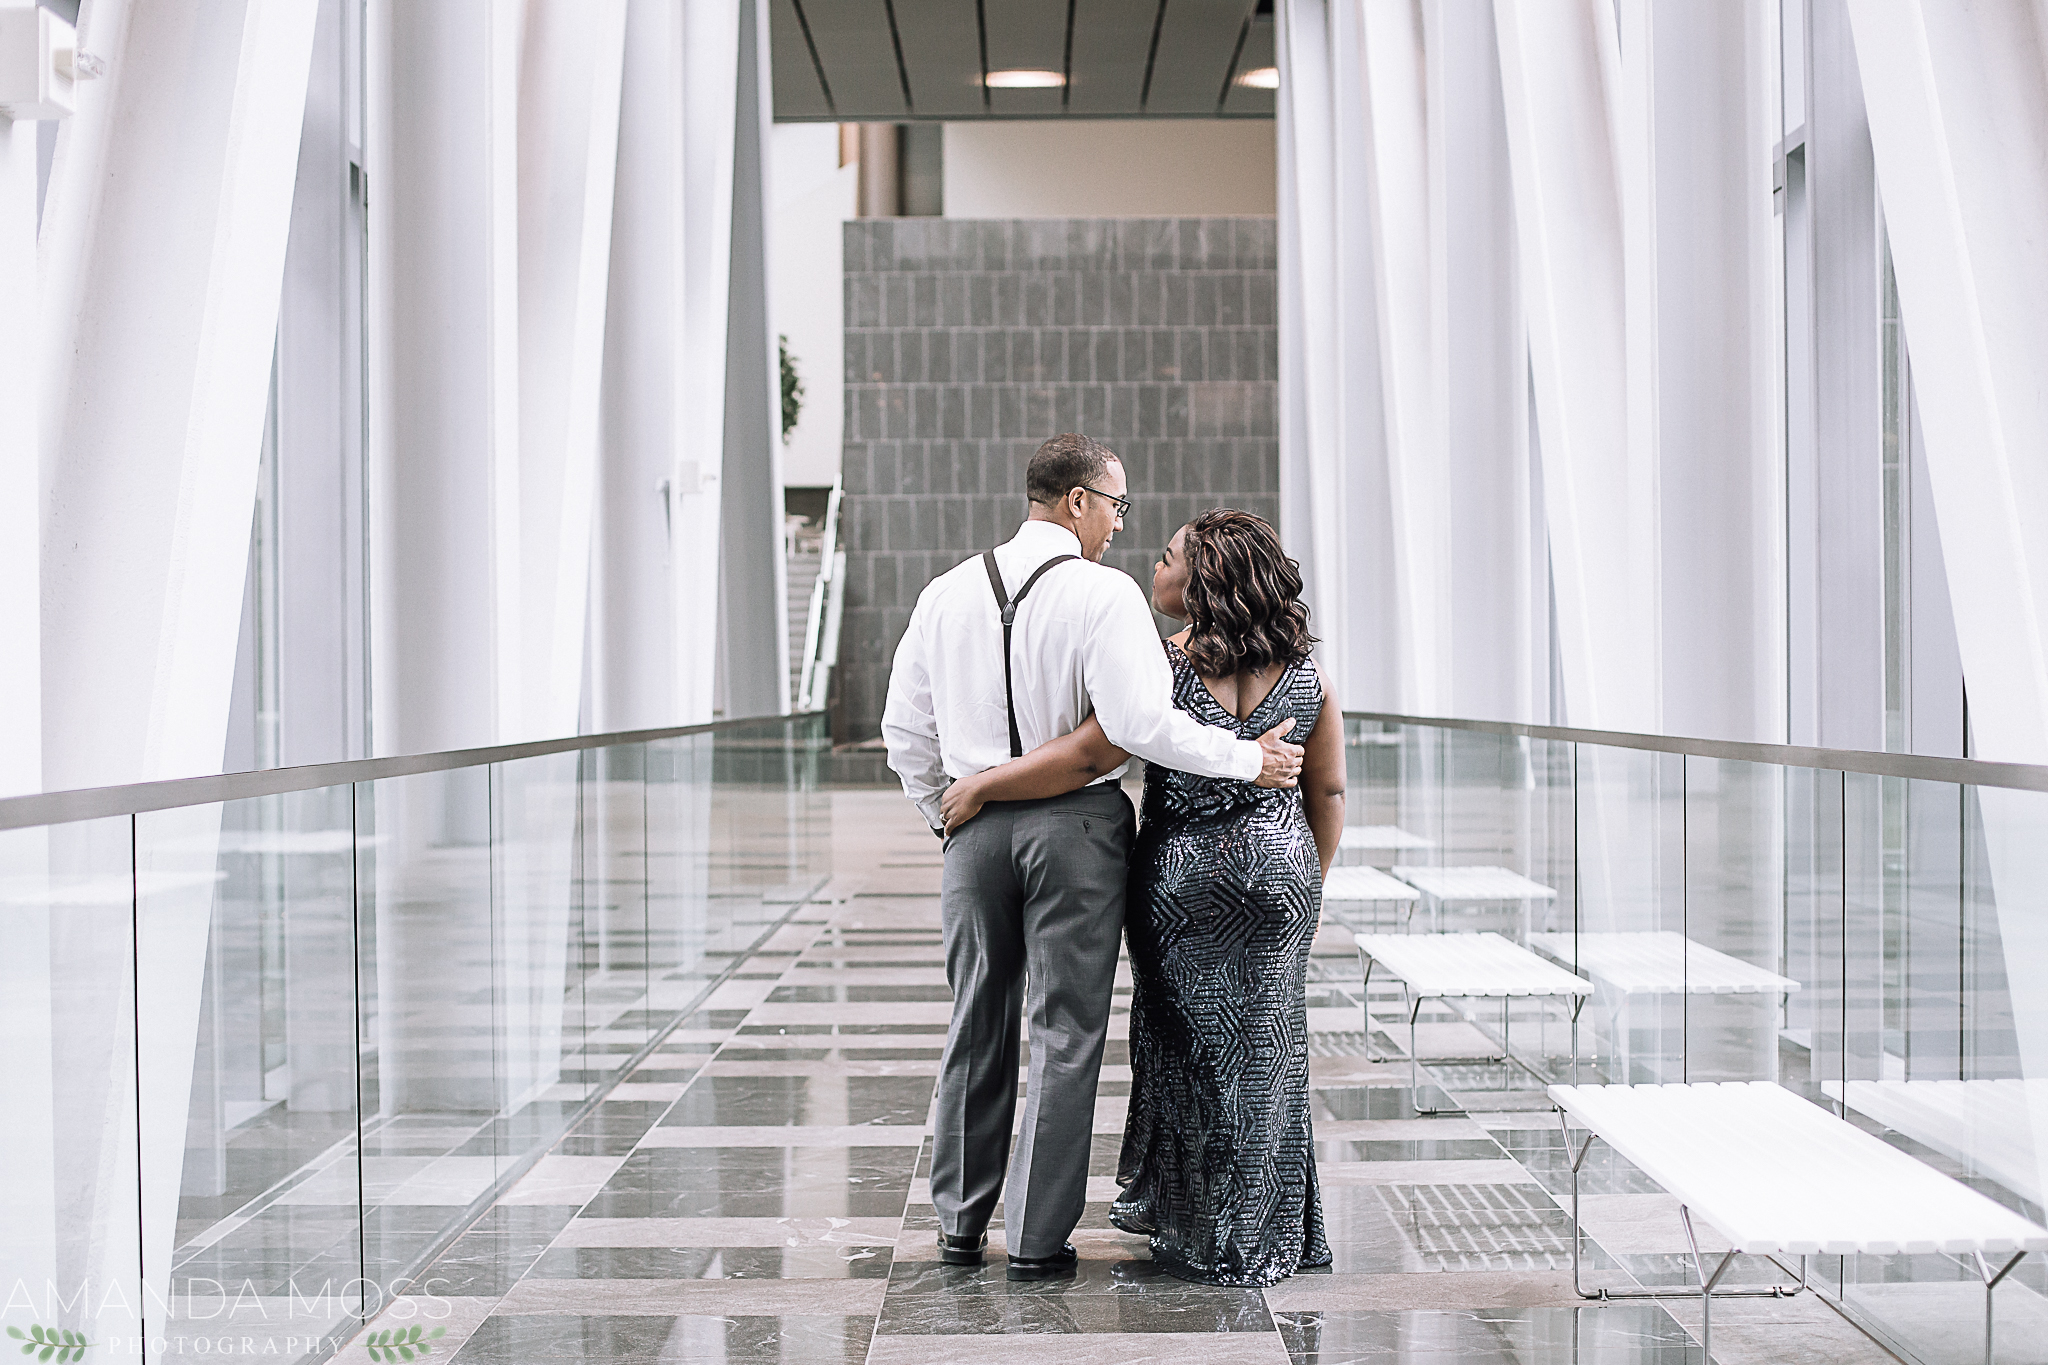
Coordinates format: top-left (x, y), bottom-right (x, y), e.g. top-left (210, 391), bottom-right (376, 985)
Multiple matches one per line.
top-left (1237, 66), bottom-right (1279, 89)
top-left (985, 69), bottom-right (1065, 89)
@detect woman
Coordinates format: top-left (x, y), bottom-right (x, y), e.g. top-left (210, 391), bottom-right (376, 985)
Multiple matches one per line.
top-left (938, 508), bottom-right (1345, 1286)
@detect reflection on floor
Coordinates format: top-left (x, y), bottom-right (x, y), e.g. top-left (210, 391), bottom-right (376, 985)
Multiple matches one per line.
top-left (336, 789), bottom-right (1899, 1365)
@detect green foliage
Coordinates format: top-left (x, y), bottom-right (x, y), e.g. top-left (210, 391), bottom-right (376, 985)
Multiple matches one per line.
top-left (780, 334), bottom-right (805, 444)
top-left (7, 1325), bottom-right (93, 1362)
top-left (363, 1324), bottom-right (447, 1362)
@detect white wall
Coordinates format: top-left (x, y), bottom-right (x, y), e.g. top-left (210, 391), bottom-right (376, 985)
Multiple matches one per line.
top-left (943, 119), bottom-right (1275, 218)
top-left (771, 123), bottom-right (854, 487)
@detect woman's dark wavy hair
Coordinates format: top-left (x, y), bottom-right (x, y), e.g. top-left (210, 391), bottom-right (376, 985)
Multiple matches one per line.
top-left (1179, 508), bottom-right (1317, 678)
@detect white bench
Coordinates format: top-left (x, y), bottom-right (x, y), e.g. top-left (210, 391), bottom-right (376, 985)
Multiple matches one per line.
top-left (1321, 865), bottom-right (1422, 931)
top-left (1528, 931), bottom-right (1801, 1080)
top-left (1824, 1078), bottom-right (2048, 1208)
top-left (1526, 931), bottom-right (1800, 996)
top-left (1551, 1081), bottom-right (2048, 1363)
top-left (1357, 933), bottom-right (1591, 1114)
top-left (1337, 824), bottom-right (1436, 866)
top-left (1393, 864), bottom-right (1558, 935)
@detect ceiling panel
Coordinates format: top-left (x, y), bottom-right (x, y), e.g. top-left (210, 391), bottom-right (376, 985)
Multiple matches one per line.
top-left (1143, 0), bottom-right (1256, 115)
top-left (1215, 14), bottom-right (1274, 117)
top-left (981, 0), bottom-right (1070, 117)
top-left (1064, 0), bottom-right (1159, 116)
top-left (802, 0), bottom-right (914, 119)
top-left (770, 0), bottom-right (836, 119)
top-left (770, 0), bottom-right (1275, 122)
top-left (892, 0), bottom-right (990, 117)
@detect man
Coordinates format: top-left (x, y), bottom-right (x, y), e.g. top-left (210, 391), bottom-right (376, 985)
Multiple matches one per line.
top-left (882, 432), bottom-right (1304, 1280)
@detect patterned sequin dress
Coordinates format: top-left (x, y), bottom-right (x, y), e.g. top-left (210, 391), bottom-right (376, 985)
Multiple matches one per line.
top-left (1112, 641), bottom-right (1331, 1287)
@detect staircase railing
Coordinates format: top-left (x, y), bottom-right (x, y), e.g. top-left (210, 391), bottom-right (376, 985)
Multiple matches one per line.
top-left (796, 478), bottom-right (845, 713)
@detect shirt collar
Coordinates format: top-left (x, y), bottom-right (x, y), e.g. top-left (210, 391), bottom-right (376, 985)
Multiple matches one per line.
top-left (1008, 519), bottom-right (1085, 559)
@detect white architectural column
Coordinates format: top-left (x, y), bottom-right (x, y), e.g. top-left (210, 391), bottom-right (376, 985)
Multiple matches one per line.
top-left (1645, 0), bottom-right (1782, 744)
top-left (592, 0), bottom-right (739, 732)
top-left (371, 0), bottom-right (520, 756)
top-left (1846, 0), bottom-right (2048, 768)
top-left (514, 0), bottom-right (628, 741)
top-left (39, 0), bottom-right (318, 790)
top-left (1281, 0), bottom-right (1545, 722)
top-left (1357, 0), bottom-right (1451, 713)
top-left (34, 0), bottom-right (319, 1339)
top-left (1846, 0), bottom-right (2048, 1144)
top-left (1434, 0), bottom-right (1540, 725)
top-left (1277, 0), bottom-right (1379, 710)
top-left (0, 18), bottom-right (36, 800)
top-left (1493, 0), bottom-right (1659, 734)
top-left (715, 0), bottom-right (788, 719)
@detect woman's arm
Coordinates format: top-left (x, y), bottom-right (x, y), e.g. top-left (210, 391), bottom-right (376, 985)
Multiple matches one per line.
top-left (939, 714), bottom-right (1130, 833)
top-left (1301, 691), bottom-right (1347, 878)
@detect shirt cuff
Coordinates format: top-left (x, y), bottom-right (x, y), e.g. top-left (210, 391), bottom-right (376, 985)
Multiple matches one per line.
top-left (915, 793), bottom-right (945, 830)
top-left (1230, 738), bottom-right (1263, 781)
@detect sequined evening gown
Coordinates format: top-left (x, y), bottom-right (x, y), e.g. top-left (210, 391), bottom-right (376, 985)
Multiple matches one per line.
top-left (1111, 641), bottom-right (1331, 1287)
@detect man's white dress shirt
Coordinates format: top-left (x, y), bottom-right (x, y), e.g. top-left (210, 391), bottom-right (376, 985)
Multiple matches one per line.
top-left (882, 520), bottom-right (1263, 829)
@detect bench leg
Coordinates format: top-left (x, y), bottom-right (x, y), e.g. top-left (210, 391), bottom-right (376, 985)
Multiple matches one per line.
top-left (1563, 1110), bottom-right (1596, 1298)
top-left (1973, 1251), bottom-right (2025, 1365)
top-left (1561, 1113), bottom-right (1807, 1310)
top-left (1680, 1205), bottom-right (1737, 1364)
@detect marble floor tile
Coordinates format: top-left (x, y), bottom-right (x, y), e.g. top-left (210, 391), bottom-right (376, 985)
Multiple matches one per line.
top-left (331, 1295), bottom-right (501, 1365)
top-left (775, 966), bottom-right (952, 985)
top-left (701, 1057), bottom-right (942, 1078)
top-left (1263, 1271), bottom-right (1588, 1313)
top-left (748, 1001), bottom-right (957, 1027)
top-left (602, 1082), bottom-right (688, 1102)
top-left (866, 1333), bottom-right (1292, 1364)
top-left (553, 1215), bottom-right (905, 1248)
top-left (496, 1275), bottom-right (886, 1315)
top-left (1271, 1305), bottom-right (1700, 1364)
top-left (1313, 1139), bottom-right (1506, 1163)
top-left (527, 1243), bottom-right (893, 1280)
top-left (659, 1073), bottom-right (936, 1127)
top-left (1314, 1119), bottom-right (1493, 1142)
top-left (874, 1284), bottom-right (1277, 1334)
top-left (909, 1175), bottom-right (1124, 1206)
top-left (408, 1205), bottom-right (581, 1296)
top-left (1319, 1160), bottom-right (1539, 1187)
top-left (448, 1311), bottom-right (873, 1363)
top-left (382, 1156), bottom-right (502, 1207)
top-left (638, 1123), bottom-right (928, 1147)
top-left (497, 1153), bottom-right (626, 1205)
top-left (581, 1187), bottom-right (906, 1219)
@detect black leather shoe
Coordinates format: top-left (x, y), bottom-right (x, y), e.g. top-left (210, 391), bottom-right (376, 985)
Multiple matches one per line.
top-left (937, 1231), bottom-right (986, 1266)
top-left (1006, 1242), bottom-right (1078, 1281)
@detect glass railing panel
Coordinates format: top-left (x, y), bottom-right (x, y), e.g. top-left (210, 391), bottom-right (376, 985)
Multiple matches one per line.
top-left (1341, 716), bottom-right (1403, 834)
top-left (351, 766), bottom-right (495, 1302)
top-left (575, 743), bottom-right (655, 1095)
top-left (137, 788), bottom-right (364, 1361)
top-left (0, 818), bottom-right (143, 1362)
top-left (1832, 782), bottom-right (2048, 1362)
top-left (1677, 756), bottom-right (1794, 1084)
top-left (1570, 743), bottom-right (1684, 1086)
top-left (645, 731), bottom-right (716, 1007)
top-left (486, 748), bottom-right (588, 1173)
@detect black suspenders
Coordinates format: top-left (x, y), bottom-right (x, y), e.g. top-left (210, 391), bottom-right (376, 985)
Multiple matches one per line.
top-left (982, 549), bottom-right (1079, 758)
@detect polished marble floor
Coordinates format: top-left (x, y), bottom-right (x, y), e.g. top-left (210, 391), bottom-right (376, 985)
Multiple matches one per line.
top-left (335, 788), bottom-right (1901, 1365)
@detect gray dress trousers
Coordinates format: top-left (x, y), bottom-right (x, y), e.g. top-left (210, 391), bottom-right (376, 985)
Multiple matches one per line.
top-left (931, 781), bottom-right (1135, 1259)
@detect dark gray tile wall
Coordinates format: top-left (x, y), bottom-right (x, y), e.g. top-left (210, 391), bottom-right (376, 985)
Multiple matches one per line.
top-left (837, 217), bottom-right (1279, 742)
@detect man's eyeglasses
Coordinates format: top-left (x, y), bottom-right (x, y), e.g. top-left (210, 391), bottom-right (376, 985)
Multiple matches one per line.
top-left (1080, 485), bottom-right (1132, 519)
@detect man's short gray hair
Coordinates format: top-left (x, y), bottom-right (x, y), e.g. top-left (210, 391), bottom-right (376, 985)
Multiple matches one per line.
top-left (1026, 433), bottom-right (1116, 505)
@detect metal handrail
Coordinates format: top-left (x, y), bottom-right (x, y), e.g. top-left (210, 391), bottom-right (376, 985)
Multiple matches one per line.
top-left (0, 710), bottom-right (827, 833)
top-left (1344, 710), bottom-right (2048, 794)
top-left (796, 479), bottom-right (845, 712)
